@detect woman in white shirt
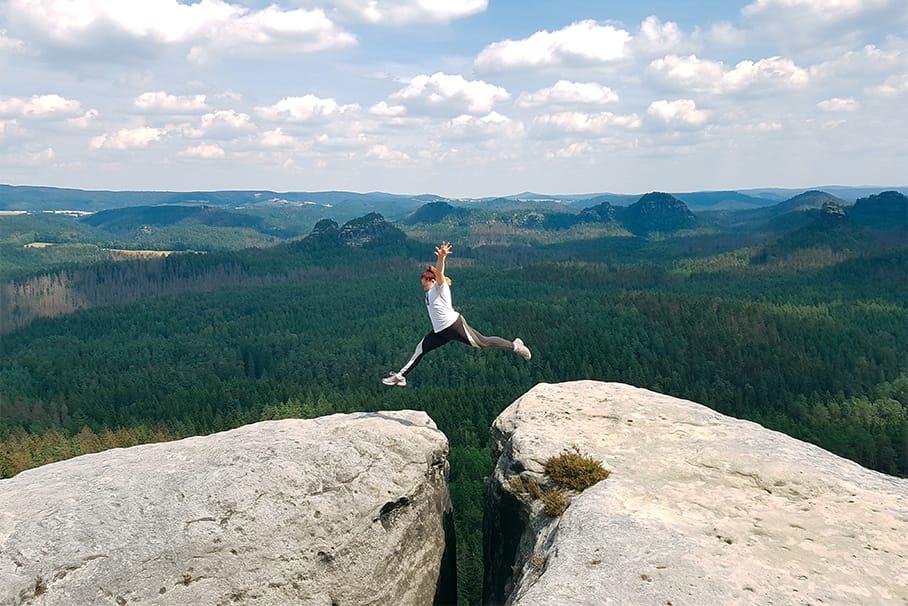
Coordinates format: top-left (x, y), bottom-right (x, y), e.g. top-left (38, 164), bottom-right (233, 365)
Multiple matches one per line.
top-left (383, 241), bottom-right (532, 387)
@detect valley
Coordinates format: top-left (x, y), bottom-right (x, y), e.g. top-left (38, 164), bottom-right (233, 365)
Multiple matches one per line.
top-left (0, 185), bottom-right (906, 605)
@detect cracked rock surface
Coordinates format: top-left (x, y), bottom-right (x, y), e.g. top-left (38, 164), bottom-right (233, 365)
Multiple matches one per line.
top-left (485, 381), bottom-right (908, 606)
top-left (0, 411), bottom-right (452, 606)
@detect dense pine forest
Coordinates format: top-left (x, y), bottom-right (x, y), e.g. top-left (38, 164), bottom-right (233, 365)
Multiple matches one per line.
top-left (1, 190), bottom-right (906, 604)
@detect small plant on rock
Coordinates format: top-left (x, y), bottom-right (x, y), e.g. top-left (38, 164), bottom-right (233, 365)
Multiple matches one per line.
top-left (541, 489), bottom-right (568, 516)
top-left (525, 478), bottom-right (544, 499)
top-left (544, 445), bottom-right (610, 491)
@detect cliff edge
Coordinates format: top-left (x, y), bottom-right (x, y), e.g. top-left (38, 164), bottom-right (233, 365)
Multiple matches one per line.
top-left (0, 411), bottom-right (455, 606)
top-left (484, 381), bottom-right (908, 605)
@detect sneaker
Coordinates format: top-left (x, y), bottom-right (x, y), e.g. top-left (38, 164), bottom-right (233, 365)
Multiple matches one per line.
top-left (382, 372), bottom-right (407, 387)
top-left (513, 338), bottom-right (532, 361)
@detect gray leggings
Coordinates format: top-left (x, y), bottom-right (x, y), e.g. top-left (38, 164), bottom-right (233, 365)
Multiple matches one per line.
top-left (399, 315), bottom-right (512, 376)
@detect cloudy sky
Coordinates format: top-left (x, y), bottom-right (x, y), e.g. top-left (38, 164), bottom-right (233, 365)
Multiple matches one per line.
top-left (1, 0), bottom-right (906, 197)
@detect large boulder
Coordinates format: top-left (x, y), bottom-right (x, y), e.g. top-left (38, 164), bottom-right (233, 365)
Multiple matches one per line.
top-left (0, 411), bottom-right (455, 606)
top-left (484, 381), bottom-right (908, 606)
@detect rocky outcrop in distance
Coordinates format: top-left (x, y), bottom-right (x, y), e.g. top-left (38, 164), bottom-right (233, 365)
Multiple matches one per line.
top-left (484, 381), bottom-right (908, 606)
top-left (0, 411), bottom-right (455, 606)
top-left (302, 213), bottom-right (407, 249)
top-left (616, 192), bottom-right (698, 235)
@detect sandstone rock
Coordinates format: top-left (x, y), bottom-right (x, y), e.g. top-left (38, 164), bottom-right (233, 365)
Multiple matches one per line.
top-left (484, 381), bottom-right (908, 606)
top-left (0, 411), bottom-right (455, 606)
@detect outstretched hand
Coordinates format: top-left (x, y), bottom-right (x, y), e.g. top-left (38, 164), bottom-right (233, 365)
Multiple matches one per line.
top-left (435, 241), bottom-right (452, 259)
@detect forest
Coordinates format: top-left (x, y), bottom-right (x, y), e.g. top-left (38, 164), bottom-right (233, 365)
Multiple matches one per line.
top-left (1, 189), bottom-right (906, 605)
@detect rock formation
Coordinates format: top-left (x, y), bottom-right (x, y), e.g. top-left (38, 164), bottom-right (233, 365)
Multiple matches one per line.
top-left (617, 192), bottom-right (697, 235)
top-left (337, 213), bottom-right (406, 248)
top-left (484, 381), bottom-right (908, 606)
top-left (0, 410), bottom-right (455, 606)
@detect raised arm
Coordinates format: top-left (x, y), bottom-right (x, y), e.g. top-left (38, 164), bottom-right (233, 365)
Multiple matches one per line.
top-left (434, 241), bottom-right (452, 286)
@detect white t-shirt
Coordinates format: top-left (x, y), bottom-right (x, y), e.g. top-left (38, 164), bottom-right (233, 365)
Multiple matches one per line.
top-left (426, 280), bottom-right (460, 332)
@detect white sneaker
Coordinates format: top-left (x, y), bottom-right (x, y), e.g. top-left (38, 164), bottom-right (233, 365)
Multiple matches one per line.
top-left (382, 372), bottom-right (407, 386)
top-left (513, 338), bottom-right (532, 361)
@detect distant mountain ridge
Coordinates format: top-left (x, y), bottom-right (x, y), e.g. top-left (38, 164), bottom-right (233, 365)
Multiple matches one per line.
top-left (849, 190), bottom-right (908, 229)
top-left (5, 186), bottom-right (904, 251)
top-left (4, 184), bottom-right (905, 214)
top-left (402, 201), bottom-right (471, 225)
top-left (82, 205), bottom-right (266, 234)
top-left (405, 191), bottom-right (697, 236)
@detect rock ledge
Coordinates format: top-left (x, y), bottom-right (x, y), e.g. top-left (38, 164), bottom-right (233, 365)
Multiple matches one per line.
top-left (484, 381), bottom-right (908, 606)
top-left (1, 410), bottom-right (454, 606)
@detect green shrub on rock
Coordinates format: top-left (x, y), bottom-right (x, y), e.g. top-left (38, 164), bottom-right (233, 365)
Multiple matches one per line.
top-left (541, 489), bottom-right (568, 516)
top-left (544, 446), bottom-right (610, 491)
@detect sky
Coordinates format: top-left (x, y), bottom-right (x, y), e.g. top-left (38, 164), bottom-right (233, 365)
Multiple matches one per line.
top-left (0, 0), bottom-right (906, 198)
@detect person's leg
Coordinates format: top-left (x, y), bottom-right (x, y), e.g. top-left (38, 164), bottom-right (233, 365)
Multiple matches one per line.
top-left (399, 330), bottom-right (449, 377)
top-left (446, 316), bottom-right (532, 360)
top-left (459, 318), bottom-right (513, 349)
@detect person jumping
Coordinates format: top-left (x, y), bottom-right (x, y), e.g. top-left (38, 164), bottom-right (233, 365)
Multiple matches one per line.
top-left (382, 241), bottom-right (532, 387)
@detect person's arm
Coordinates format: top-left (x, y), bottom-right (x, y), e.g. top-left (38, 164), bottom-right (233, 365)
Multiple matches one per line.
top-left (434, 241), bottom-right (452, 287)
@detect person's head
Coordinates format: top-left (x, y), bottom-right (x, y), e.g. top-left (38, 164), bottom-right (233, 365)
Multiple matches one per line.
top-left (420, 265), bottom-right (451, 290)
top-left (420, 266), bottom-right (436, 291)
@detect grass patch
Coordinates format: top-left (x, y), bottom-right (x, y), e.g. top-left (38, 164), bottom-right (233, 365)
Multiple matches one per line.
top-left (544, 446), bottom-right (610, 491)
top-left (541, 490), bottom-right (568, 516)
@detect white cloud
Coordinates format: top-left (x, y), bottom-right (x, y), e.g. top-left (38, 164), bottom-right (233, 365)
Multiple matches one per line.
top-left (545, 142), bottom-right (593, 159)
top-left (534, 111), bottom-right (641, 136)
top-left (724, 56), bottom-right (809, 90)
top-left (0, 30), bottom-right (25, 53)
top-left (869, 74), bottom-right (908, 96)
top-left (390, 72), bottom-right (509, 115)
top-left (742, 0), bottom-right (903, 25)
top-left (260, 128), bottom-right (297, 148)
top-left (0, 94), bottom-right (85, 118)
top-left (648, 99), bottom-right (709, 126)
top-left (475, 20), bottom-right (631, 71)
top-left (187, 4), bottom-right (357, 63)
top-left (197, 110), bottom-right (254, 136)
top-left (809, 44), bottom-right (907, 82)
top-left (134, 92), bottom-right (208, 112)
top-left (817, 97), bottom-right (859, 111)
top-left (314, 132), bottom-right (370, 150)
top-left (90, 126), bottom-right (164, 150)
top-left (7, 0), bottom-right (356, 65)
top-left (369, 101), bottom-right (407, 117)
top-left (737, 121), bottom-right (784, 133)
top-left (649, 54), bottom-right (809, 93)
top-left (0, 119), bottom-right (21, 137)
top-left (333, 0), bottom-right (488, 25)
top-left (66, 109), bottom-right (99, 128)
top-left (256, 95), bottom-right (359, 122)
top-left (13, 147), bottom-right (55, 165)
top-left (632, 16), bottom-right (687, 55)
top-left (443, 112), bottom-right (525, 139)
top-left (647, 55), bottom-right (725, 93)
top-left (180, 143), bottom-right (225, 158)
top-left (516, 80), bottom-right (619, 108)
top-left (367, 144), bottom-right (409, 161)
top-left (740, 0), bottom-right (908, 52)
top-left (822, 118), bottom-right (847, 129)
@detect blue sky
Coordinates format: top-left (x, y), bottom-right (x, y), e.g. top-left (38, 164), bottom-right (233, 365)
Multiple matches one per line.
top-left (1, 0), bottom-right (906, 197)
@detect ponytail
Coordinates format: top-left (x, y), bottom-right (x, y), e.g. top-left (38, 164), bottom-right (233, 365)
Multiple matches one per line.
top-left (425, 265), bottom-right (452, 285)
